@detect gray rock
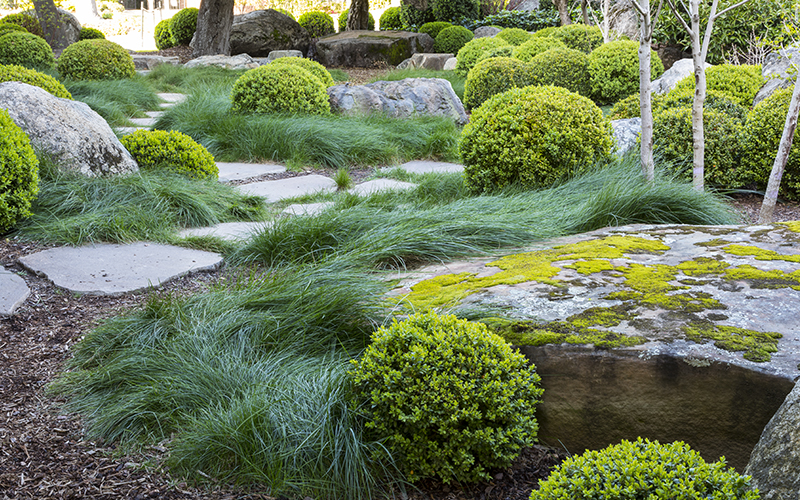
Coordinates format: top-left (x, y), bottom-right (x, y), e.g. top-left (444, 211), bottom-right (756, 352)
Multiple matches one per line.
top-left (265, 49), bottom-right (303, 62)
top-left (443, 57), bottom-right (457, 70)
top-left (184, 54), bottom-right (260, 70)
top-left (753, 46), bottom-right (800, 107)
top-left (0, 268), bottom-right (29, 316)
top-left (315, 30), bottom-right (434, 67)
top-left (745, 380), bottom-right (800, 499)
top-left (611, 117), bottom-right (641, 155)
top-left (132, 54), bottom-right (180, 70)
top-left (0, 82), bottom-right (138, 177)
top-left (515, 0), bottom-right (540, 10)
top-left (651, 58), bottom-right (709, 94)
top-left (473, 26), bottom-right (502, 39)
top-left (411, 52), bottom-right (454, 70)
top-left (230, 9), bottom-right (311, 58)
top-left (328, 77), bottom-right (468, 125)
top-left (396, 57), bottom-right (414, 69)
top-left (607, 0), bottom-right (639, 41)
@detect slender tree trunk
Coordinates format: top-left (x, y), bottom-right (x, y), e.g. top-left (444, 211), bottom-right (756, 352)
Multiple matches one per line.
top-left (581, 0), bottom-right (590, 24)
top-left (638, 3), bottom-right (655, 181)
top-left (758, 74), bottom-right (800, 223)
top-left (191, 0), bottom-right (235, 57)
top-left (690, 13), bottom-right (706, 191)
top-left (347, 0), bottom-right (370, 30)
top-left (33, 0), bottom-right (70, 49)
top-left (554, 0), bottom-right (572, 25)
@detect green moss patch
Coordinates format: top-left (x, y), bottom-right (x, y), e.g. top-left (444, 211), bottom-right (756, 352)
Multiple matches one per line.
top-left (683, 322), bottom-right (781, 362)
top-left (723, 244), bottom-right (800, 263)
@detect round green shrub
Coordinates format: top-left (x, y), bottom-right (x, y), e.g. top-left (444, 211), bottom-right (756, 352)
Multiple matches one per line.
top-left (432, 0), bottom-right (479, 22)
top-left (670, 64), bottom-right (765, 108)
top-left (0, 108), bottom-right (39, 232)
top-left (463, 56), bottom-right (534, 110)
top-left (551, 23), bottom-right (603, 53)
top-left (57, 39), bottom-right (135, 80)
top-left (273, 8), bottom-right (294, 20)
top-left (455, 36), bottom-right (511, 77)
top-left (608, 92), bottom-right (665, 119)
top-left (512, 36), bottom-right (566, 62)
top-left (461, 85), bottom-right (613, 193)
top-left (0, 13), bottom-right (42, 38)
top-left (399, 4), bottom-right (435, 27)
top-left (475, 45), bottom-right (514, 64)
top-left (170, 7), bottom-right (198, 46)
top-left (0, 31), bottom-right (54, 70)
top-left (528, 47), bottom-right (591, 97)
top-left (349, 312), bottom-right (543, 484)
top-left (379, 6), bottom-right (403, 30)
top-left (532, 26), bottom-right (558, 37)
top-left (740, 88), bottom-right (800, 200)
top-left (154, 18), bottom-right (174, 50)
top-left (653, 105), bottom-right (743, 187)
top-left (298, 11), bottom-right (335, 38)
top-left (419, 21), bottom-right (452, 39)
top-left (530, 438), bottom-right (760, 500)
top-left (0, 63), bottom-right (72, 98)
top-left (588, 40), bottom-right (664, 105)
top-left (660, 87), bottom-right (748, 122)
top-left (79, 26), bottom-right (105, 40)
top-left (338, 9), bottom-right (375, 31)
top-left (231, 64), bottom-right (331, 115)
top-left (496, 27), bottom-right (532, 46)
top-left (0, 22), bottom-right (28, 38)
top-left (120, 129), bottom-right (218, 180)
top-left (269, 56), bottom-right (334, 87)
top-left (434, 25), bottom-right (474, 54)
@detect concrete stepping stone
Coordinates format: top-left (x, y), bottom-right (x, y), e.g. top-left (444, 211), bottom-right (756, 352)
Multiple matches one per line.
top-left (145, 110), bottom-right (164, 118)
top-left (18, 242), bottom-right (222, 296)
top-left (0, 268), bottom-right (30, 316)
top-left (393, 160), bottom-right (464, 175)
top-left (283, 202), bottom-right (335, 216)
top-left (129, 117), bottom-right (157, 128)
top-left (116, 126), bottom-right (142, 135)
top-left (178, 221), bottom-right (272, 241)
top-left (157, 93), bottom-right (187, 107)
top-left (217, 162), bottom-right (287, 183)
top-left (350, 178), bottom-right (417, 197)
top-left (237, 175), bottom-right (337, 203)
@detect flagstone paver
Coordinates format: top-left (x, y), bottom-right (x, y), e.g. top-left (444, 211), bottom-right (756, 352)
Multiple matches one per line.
top-left (392, 160), bottom-right (464, 175)
top-left (349, 178), bottom-right (417, 196)
top-left (282, 202), bottom-right (335, 216)
top-left (0, 268), bottom-right (30, 316)
top-left (217, 162), bottom-right (287, 183)
top-left (129, 117), bottom-right (157, 128)
top-left (236, 175), bottom-right (337, 202)
top-left (157, 93), bottom-right (187, 106)
top-left (178, 221), bottom-right (272, 240)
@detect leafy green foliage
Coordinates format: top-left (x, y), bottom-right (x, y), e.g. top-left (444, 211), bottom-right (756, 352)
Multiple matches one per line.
top-left (588, 40), bottom-right (664, 105)
top-left (120, 129), bottom-right (218, 180)
top-left (661, 87), bottom-right (748, 121)
top-left (551, 23), bottom-right (603, 53)
top-left (463, 56), bottom-right (534, 110)
top-left (418, 21), bottom-right (452, 39)
top-left (350, 312), bottom-right (542, 484)
top-left (269, 56), bottom-right (334, 87)
top-left (511, 36), bottom-right (566, 62)
top-left (79, 27), bottom-right (105, 40)
top-left (528, 47), bottom-right (591, 97)
top-left (496, 27), bottom-right (532, 45)
top-left (298, 11), bottom-right (335, 38)
top-left (57, 39), bottom-right (135, 80)
top-left (379, 6), bottom-right (403, 30)
top-left (475, 45), bottom-right (514, 64)
top-left (0, 12), bottom-right (42, 37)
top-left (0, 108), bottom-right (39, 232)
top-left (400, 3), bottom-right (435, 28)
top-left (230, 64), bottom-right (331, 115)
top-left (0, 63), bottom-right (71, 98)
top-left (432, 0), bottom-right (479, 22)
top-left (154, 18), bottom-right (174, 50)
top-left (670, 64), bottom-right (765, 108)
top-left (433, 25), bottom-right (474, 54)
top-left (530, 437), bottom-right (760, 500)
top-left (0, 22), bottom-right (28, 37)
top-left (461, 85), bottom-right (613, 193)
top-left (0, 31), bottom-right (55, 70)
top-left (170, 7), bottom-right (198, 46)
top-left (455, 36), bottom-right (511, 77)
top-left (338, 9), bottom-right (375, 31)
top-left (460, 9), bottom-right (559, 31)
top-left (608, 92), bottom-right (665, 119)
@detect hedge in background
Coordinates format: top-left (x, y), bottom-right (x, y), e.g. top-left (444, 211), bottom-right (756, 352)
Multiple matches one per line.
top-left (551, 23), bottom-right (603, 53)
top-left (434, 25), bottom-right (473, 54)
top-left (512, 36), bottom-right (566, 62)
top-left (528, 47), bottom-right (591, 97)
top-left (170, 7), bottom-right (198, 46)
top-left (379, 6), bottom-right (403, 30)
top-left (154, 18), bottom-right (174, 49)
top-left (670, 64), bottom-right (765, 108)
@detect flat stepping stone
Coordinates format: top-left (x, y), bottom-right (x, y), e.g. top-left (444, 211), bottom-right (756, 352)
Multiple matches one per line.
top-left (350, 179), bottom-right (417, 196)
top-left (129, 117), bottom-right (157, 128)
top-left (0, 268), bottom-right (30, 316)
top-left (18, 242), bottom-right (222, 296)
top-left (178, 221), bottom-right (272, 241)
top-left (116, 126), bottom-right (144, 135)
top-left (393, 160), bottom-right (464, 174)
top-left (145, 110), bottom-right (164, 118)
top-left (157, 93), bottom-right (187, 107)
top-left (283, 202), bottom-right (335, 216)
top-left (237, 175), bottom-right (337, 203)
top-left (217, 162), bottom-right (287, 183)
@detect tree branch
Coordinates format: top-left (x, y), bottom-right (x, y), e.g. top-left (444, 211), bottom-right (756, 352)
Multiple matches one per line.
top-left (711, 0), bottom-right (751, 20)
top-left (665, 0), bottom-right (694, 36)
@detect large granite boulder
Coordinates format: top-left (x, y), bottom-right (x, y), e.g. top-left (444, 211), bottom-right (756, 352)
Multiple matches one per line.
top-left (745, 380), bottom-right (800, 499)
top-left (753, 46), bottom-right (799, 107)
top-left (132, 54), bottom-right (180, 70)
top-left (230, 9), bottom-right (311, 58)
top-left (611, 117), bottom-right (641, 155)
top-left (397, 52), bottom-right (454, 70)
top-left (316, 30), bottom-right (434, 67)
top-left (328, 77), bottom-right (468, 125)
top-left (184, 54), bottom-right (260, 70)
top-left (30, 8), bottom-right (80, 49)
top-left (474, 26), bottom-right (502, 39)
top-left (651, 58), bottom-right (709, 94)
top-left (607, 0), bottom-right (639, 40)
top-left (0, 82), bottom-right (138, 176)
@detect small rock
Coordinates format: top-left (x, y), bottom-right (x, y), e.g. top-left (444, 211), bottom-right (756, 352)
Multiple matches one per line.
top-left (184, 54), bottom-right (260, 70)
top-left (474, 26), bottom-right (502, 39)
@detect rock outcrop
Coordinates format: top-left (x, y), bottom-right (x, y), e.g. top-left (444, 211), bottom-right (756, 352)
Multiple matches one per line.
top-left (315, 30), bottom-right (434, 67)
top-left (753, 46), bottom-right (799, 107)
top-left (473, 26), bottom-right (502, 39)
top-left (651, 58), bottom-right (709, 94)
top-left (230, 9), bottom-right (311, 57)
top-left (184, 54), bottom-right (260, 70)
top-left (132, 55), bottom-right (180, 70)
top-left (397, 52), bottom-right (454, 70)
top-left (611, 117), bottom-right (641, 155)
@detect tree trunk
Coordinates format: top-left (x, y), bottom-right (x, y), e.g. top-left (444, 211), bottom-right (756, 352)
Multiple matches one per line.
top-left (581, 0), bottom-right (590, 24)
top-left (553, 0), bottom-right (572, 25)
top-left (758, 74), bottom-right (800, 223)
top-left (347, 0), bottom-right (370, 31)
top-left (191, 0), bottom-right (235, 57)
top-left (33, 0), bottom-right (71, 49)
top-left (638, 4), bottom-right (654, 181)
top-left (689, 0), bottom-right (705, 191)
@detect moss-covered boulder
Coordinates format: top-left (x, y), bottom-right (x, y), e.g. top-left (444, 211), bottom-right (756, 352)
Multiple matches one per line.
top-left (229, 9), bottom-right (311, 57)
top-left (315, 30), bottom-right (434, 67)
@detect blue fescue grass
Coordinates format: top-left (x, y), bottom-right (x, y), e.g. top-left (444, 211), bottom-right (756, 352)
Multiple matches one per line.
top-left (62, 76), bottom-right (162, 127)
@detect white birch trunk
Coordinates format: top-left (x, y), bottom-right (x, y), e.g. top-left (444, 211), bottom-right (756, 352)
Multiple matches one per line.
top-left (689, 0), bottom-right (706, 191)
top-left (639, 6), bottom-right (654, 181)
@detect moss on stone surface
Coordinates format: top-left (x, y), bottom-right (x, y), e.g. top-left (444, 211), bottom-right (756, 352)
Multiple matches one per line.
top-left (779, 221), bottom-right (800, 233)
top-left (723, 244), bottom-right (800, 263)
top-left (683, 322), bottom-right (782, 362)
top-left (723, 265), bottom-right (800, 290)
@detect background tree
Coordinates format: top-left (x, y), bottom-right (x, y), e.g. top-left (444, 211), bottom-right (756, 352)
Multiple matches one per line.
top-left (553, 0), bottom-right (572, 25)
top-left (191, 0), bottom-right (235, 57)
top-left (32, 0), bottom-right (70, 49)
top-left (346, 0), bottom-right (370, 30)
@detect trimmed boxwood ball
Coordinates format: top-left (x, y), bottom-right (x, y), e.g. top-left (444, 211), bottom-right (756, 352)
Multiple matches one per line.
top-left (0, 22), bottom-right (28, 38)
top-left (496, 27), bottom-right (532, 46)
top-left (528, 47), bottom-right (591, 97)
top-left (0, 32), bottom-right (55, 70)
top-left (432, 0), bottom-right (479, 22)
top-left (532, 26), bottom-right (558, 37)
top-left (0, 63), bottom-right (72, 99)
top-left (463, 56), bottom-right (534, 110)
top-left (231, 64), bottom-right (331, 115)
top-left (170, 7), bottom-right (198, 46)
top-left (419, 21), bottom-right (452, 39)
top-left (269, 56), bottom-right (334, 87)
top-left (434, 25), bottom-right (474, 55)
top-left (120, 129), bottom-right (218, 180)
top-left (154, 18), bottom-right (174, 50)
top-left (57, 39), bottom-right (135, 80)
top-left (661, 87), bottom-right (748, 121)
top-left (588, 40), bottom-right (663, 105)
top-left (475, 45), bottom-right (514, 64)
top-left (512, 36), bottom-right (566, 62)
top-left (461, 85), bottom-right (613, 193)
top-left (0, 108), bottom-right (39, 232)
top-left (608, 92), bottom-right (665, 119)
top-left (349, 312), bottom-right (543, 484)
top-left (551, 23), bottom-right (603, 53)
top-left (298, 11), bottom-right (335, 38)
top-left (379, 6), bottom-right (403, 30)
top-left (670, 64), bottom-right (765, 108)
top-left (0, 13), bottom-right (42, 38)
top-left (338, 9), bottom-right (375, 31)
top-left (79, 27), bottom-right (105, 40)
top-left (455, 36), bottom-right (511, 77)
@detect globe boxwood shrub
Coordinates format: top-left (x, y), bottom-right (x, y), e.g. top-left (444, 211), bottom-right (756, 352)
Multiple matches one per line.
top-left (661, 87), bottom-right (748, 122)
top-left (608, 92), bottom-right (665, 119)
top-left (338, 9), bottom-right (375, 31)
top-left (0, 32), bottom-right (55, 70)
top-left (154, 18), bottom-right (174, 50)
top-left (588, 40), bottom-right (664, 105)
top-left (0, 13), bottom-right (42, 38)
top-left (475, 45), bottom-right (514, 64)
top-left (551, 23), bottom-right (603, 53)
top-left (120, 129), bottom-right (218, 180)
top-left (0, 108), bottom-right (39, 232)
top-left (461, 85), bottom-right (613, 193)
top-left (463, 56), bottom-right (534, 110)
top-left (512, 36), bottom-right (566, 62)
top-left (170, 7), bottom-right (198, 46)
top-left (298, 11), bottom-right (335, 38)
top-left (496, 27), bottom-right (532, 46)
top-left (379, 6), bottom-right (403, 30)
top-left (231, 64), bottom-right (331, 115)
top-left (532, 25), bottom-right (558, 37)
top-left (455, 36), bottom-right (511, 77)
top-left (528, 47), bottom-right (591, 97)
top-left (79, 27), bottom-right (105, 40)
top-left (530, 438), bottom-right (760, 500)
top-left (670, 64), bottom-right (765, 108)
top-left (57, 39), bottom-right (135, 80)
top-left (0, 22), bottom-right (28, 38)
top-left (0, 63), bottom-right (72, 99)
top-left (418, 21), bottom-right (452, 39)
top-left (349, 312), bottom-right (543, 484)
top-left (269, 56), bottom-right (334, 87)
top-left (432, 0), bottom-right (479, 22)
top-left (434, 25), bottom-right (474, 55)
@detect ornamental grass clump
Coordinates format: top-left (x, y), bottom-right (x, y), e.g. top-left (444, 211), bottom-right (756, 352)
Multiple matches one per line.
top-left (462, 56), bottom-right (534, 110)
top-left (0, 63), bottom-right (72, 98)
top-left (120, 129), bottom-right (218, 180)
top-left (0, 31), bottom-right (55, 70)
top-left (588, 39), bottom-right (663, 105)
top-left (350, 312), bottom-right (543, 484)
top-left (455, 36), bottom-right (511, 76)
top-left (57, 39), bottom-right (135, 80)
top-left (231, 64), bottom-right (331, 115)
top-left (0, 108), bottom-right (39, 232)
